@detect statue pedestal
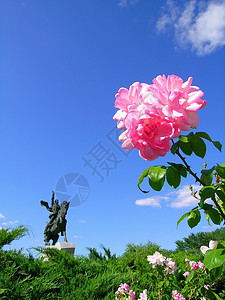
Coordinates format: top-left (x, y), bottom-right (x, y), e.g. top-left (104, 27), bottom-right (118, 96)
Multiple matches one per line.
top-left (52, 242), bottom-right (75, 255)
top-left (41, 242), bottom-right (75, 261)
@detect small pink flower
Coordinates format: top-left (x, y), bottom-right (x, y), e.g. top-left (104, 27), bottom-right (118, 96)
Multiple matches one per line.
top-left (183, 271), bottom-right (190, 277)
top-left (200, 240), bottom-right (217, 254)
top-left (204, 284), bottom-right (210, 290)
top-left (172, 290), bottom-right (186, 300)
top-left (138, 289), bottom-right (148, 300)
top-left (185, 258), bottom-right (190, 262)
top-left (189, 261), bottom-right (198, 271)
top-left (165, 258), bottom-right (178, 274)
top-left (198, 261), bottom-right (204, 269)
top-left (115, 283), bottom-right (135, 300)
top-left (201, 298), bottom-right (206, 300)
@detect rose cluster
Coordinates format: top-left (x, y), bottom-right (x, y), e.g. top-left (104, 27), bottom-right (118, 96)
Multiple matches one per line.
top-left (172, 290), bottom-right (186, 300)
top-left (147, 251), bottom-right (178, 274)
top-left (115, 283), bottom-right (135, 300)
top-left (113, 75), bottom-right (206, 161)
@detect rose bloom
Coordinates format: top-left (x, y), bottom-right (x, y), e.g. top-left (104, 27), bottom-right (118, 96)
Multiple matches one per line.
top-left (113, 75), bottom-right (206, 161)
top-left (172, 290), bottom-right (186, 300)
top-left (183, 271), bottom-right (190, 277)
top-left (113, 82), bottom-right (150, 130)
top-left (189, 261), bottom-right (199, 271)
top-left (119, 109), bottom-right (181, 161)
top-left (147, 251), bottom-right (166, 268)
top-left (148, 75), bottom-right (207, 131)
top-left (198, 261), bottom-right (204, 269)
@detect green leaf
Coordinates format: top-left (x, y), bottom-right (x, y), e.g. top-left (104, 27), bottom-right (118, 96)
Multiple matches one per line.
top-left (201, 166), bottom-right (215, 176)
top-left (138, 168), bottom-right (150, 193)
top-left (196, 132), bottom-right (222, 152)
top-left (206, 213), bottom-right (211, 226)
top-left (196, 131), bottom-right (212, 142)
top-left (187, 270), bottom-right (195, 282)
top-left (190, 135), bottom-right (206, 158)
top-left (177, 211), bottom-right (190, 227)
top-left (199, 199), bottom-right (213, 210)
top-left (148, 166), bottom-right (166, 191)
top-left (166, 166), bottom-right (181, 188)
top-left (211, 264), bottom-right (224, 280)
top-left (178, 135), bottom-right (189, 143)
top-left (171, 141), bottom-right (179, 155)
top-left (216, 189), bottom-right (225, 204)
top-left (215, 164), bottom-right (225, 179)
top-left (201, 173), bottom-right (213, 185)
top-left (199, 186), bottom-right (216, 200)
top-left (187, 210), bottom-right (201, 229)
top-left (213, 141), bottom-right (222, 152)
top-left (167, 162), bottom-right (187, 178)
top-left (207, 208), bottom-right (221, 225)
top-left (217, 241), bottom-right (225, 248)
top-left (212, 292), bottom-right (223, 300)
top-left (204, 248), bottom-right (225, 270)
top-left (179, 142), bottom-right (193, 155)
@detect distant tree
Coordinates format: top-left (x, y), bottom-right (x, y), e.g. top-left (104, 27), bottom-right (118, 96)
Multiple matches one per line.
top-left (175, 227), bottom-right (225, 252)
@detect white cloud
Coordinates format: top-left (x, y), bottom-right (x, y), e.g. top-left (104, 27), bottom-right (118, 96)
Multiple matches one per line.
top-left (79, 220), bottom-right (86, 223)
top-left (156, 0), bottom-right (225, 55)
top-left (74, 235), bottom-right (82, 238)
top-left (136, 196), bottom-right (168, 207)
top-left (136, 185), bottom-right (203, 209)
top-left (2, 220), bottom-right (19, 226)
top-left (0, 213), bottom-right (6, 219)
top-left (168, 184), bottom-right (201, 208)
top-left (118, 0), bottom-right (139, 8)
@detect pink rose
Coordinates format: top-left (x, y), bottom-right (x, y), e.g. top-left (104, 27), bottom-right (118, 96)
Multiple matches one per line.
top-left (165, 258), bottom-right (179, 274)
top-left (189, 261), bottom-right (199, 270)
top-left (198, 261), bottom-right (204, 269)
top-left (183, 271), bottom-right (190, 277)
top-left (147, 251), bottom-right (166, 267)
top-left (113, 82), bottom-right (150, 129)
top-left (149, 75), bottom-right (207, 131)
top-left (119, 110), bottom-right (181, 161)
top-left (172, 290), bottom-right (186, 300)
top-left (113, 75), bottom-right (206, 161)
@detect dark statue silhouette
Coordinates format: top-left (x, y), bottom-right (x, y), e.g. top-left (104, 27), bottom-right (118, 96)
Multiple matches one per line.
top-left (41, 191), bottom-right (70, 245)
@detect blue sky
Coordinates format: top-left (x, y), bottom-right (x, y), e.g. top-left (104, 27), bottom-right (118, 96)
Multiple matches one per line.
top-left (1, 0), bottom-right (225, 256)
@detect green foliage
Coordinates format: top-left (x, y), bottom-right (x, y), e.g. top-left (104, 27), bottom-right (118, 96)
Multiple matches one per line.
top-left (139, 131), bottom-right (225, 229)
top-left (0, 226), bottom-right (224, 299)
top-left (0, 225), bottom-right (28, 249)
